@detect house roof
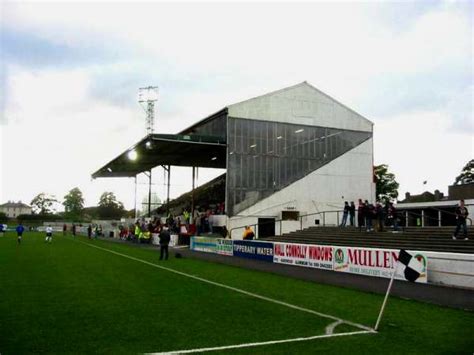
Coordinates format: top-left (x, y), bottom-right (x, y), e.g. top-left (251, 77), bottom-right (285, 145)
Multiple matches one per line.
top-left (0, 202), bottom-right (31, 208)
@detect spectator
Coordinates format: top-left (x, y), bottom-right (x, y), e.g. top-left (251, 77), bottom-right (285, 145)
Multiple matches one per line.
top-left (175, 217), bottom-right (181, 234)
top-left (202, 213), bottom-right (209, 234)
top-left (118, 225), bottom-right (125, 240)
top-left (221, 225), bottom-right (230, 239)
top-left (349, 201), bottom-right (356, 227)
top-left (375, 202), bottom-right (385, 232)
top-left (87, 225), bottom-right (92, 239)
top-left (365, 201), bottom-right (374, 232)
top-left (453, 199), bottom-right (469, 240)
top-left (72, 224), bottom-right (77, 237)
top-left (208, 211), bottom-right (214, 234)
top-left (195, 212), bottom-right (202, 236)
top-left (63, 223), bottom-right (67, 236)
top-left (128, 224), bottom-right (135, 240)
top-left (159, 225), bottom-right (171, 260)
top-left (153, 221), bottom-right (162, 234)
top-left (166, 213), bottom-right (174, 228)
top-left (387, 202), bottom-right (399, 231)
top-left (340, 201), bottom-right (350, 227)
top-left (242, 226), bottom-right (255, 240)
top-left (179, 223), bottom-right (188, 236)
top-left (357, 199), bottom-right (365, 231)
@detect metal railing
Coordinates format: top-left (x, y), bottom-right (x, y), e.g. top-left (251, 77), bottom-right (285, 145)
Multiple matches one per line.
top-left (400, 208), bottom-right (472, 227)
top-left (430, 206), bottom-right (472, 226)
top-left (229, 209), bottom-right (343, 239)
top-left (229, 206), bottom-right (473, 239)
top-left (297, 210), bottom-right (343, 230)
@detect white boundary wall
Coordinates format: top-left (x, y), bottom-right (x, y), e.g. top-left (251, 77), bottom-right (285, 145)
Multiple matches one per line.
top-left (190, 237), bottom-right (473, 289)
top-left (425, 251), bottom-right (474, 289)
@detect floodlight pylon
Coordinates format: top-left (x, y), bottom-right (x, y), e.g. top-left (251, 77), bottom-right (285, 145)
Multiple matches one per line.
top-left (138, 86), bottom-right (158, 135)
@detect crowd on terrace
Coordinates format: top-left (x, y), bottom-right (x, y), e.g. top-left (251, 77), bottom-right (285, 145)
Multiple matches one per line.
top-left (117, 205), bottom-right (225, 244)
top-left (340, 199), bottom-right (399, 232)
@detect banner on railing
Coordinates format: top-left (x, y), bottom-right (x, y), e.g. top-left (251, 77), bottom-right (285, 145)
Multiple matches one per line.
top-left (190, 237), bottom-right (218, 253)
top-left (273, 242), bottom-right (334, 270)
top-left (216, 239), bottom-right (233, 256)
top-left (233, 240), bottom-right (274, 262)
top-left (189, 239), bottom-right (428, 283)
top-left (333, 246), bottom-right (428, 283)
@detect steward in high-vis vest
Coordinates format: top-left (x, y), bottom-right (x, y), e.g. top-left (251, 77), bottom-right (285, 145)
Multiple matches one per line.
top-left (183, 210), bottom-right (190, 224)
top-left (134, 223), bottom-right (141, 242)
top-left (242, 226), bottom-right (255, 240)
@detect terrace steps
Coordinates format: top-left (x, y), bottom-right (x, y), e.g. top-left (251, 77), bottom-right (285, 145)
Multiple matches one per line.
top-left (262, 226), bottom-right (474, 254)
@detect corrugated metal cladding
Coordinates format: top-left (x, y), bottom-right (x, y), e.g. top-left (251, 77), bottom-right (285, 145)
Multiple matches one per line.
top-left (226, 117), bottom-right (372, 216)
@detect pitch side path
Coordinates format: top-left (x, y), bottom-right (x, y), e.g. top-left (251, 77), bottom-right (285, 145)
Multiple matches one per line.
top-left (0, 233), bottom-right (472, 354)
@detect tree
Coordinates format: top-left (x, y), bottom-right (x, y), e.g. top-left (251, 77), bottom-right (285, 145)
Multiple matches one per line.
top-left (0, 212), bottom-right (8, 223)
top-left (97, 192), bottom-right (125, 219)
top-left (374, 164), bottom-right (399, 202)
top-left (30, 193), bottom-right (58, 215)
top-left (125, 209), bottom-right (136, 218)
top-left (63, 187), bottom-right (85, 218)
top-left (454, 159), bottom-right (474, 185)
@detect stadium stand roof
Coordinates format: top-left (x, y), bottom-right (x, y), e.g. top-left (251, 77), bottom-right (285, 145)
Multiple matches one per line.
top-left (92, 133), bottom-right (226, 178)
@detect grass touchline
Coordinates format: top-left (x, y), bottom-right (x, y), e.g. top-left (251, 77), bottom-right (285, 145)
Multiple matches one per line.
top-left (75, 238), bottom-right (375, 333)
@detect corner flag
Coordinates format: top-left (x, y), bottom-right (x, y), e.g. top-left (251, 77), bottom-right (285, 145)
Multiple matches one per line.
top-left (397, 249), bottom-right (423, 282)
top-left (374, 249), bottom-right (424, 330)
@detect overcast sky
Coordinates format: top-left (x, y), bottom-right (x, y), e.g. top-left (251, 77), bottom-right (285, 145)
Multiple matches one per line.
top-left (0, 0), bottom-right (472, 211)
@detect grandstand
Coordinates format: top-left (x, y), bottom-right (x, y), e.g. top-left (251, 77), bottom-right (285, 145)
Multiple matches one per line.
top-left (91, 82), bottom-right (473, 306)
top-left (93, 81), bottom-right (374, 234)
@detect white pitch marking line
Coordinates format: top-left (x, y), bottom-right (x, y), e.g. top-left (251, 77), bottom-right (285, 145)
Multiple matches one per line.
top-left (147, 330), bottom-right (374, 354)
top-left (76, 240), bottom-right (375, 333)
top-left (325, 320), bottom-right (344, 335)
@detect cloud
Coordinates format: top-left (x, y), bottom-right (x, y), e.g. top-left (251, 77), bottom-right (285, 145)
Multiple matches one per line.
top-left (374, 110), bottom-right (473, 197)
top-left (1, 1), bottom-right (472, 209)
top-left (2, 65), bottom-right (91, 124)
top-left (1, 27), bottom-right (123, 70)
top-left (446, 85), bottom-right (474, 134)
top-left (0, 64), bottom-right (144, 207)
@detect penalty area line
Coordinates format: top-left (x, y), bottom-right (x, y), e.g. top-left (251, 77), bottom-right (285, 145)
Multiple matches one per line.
top-left (147, 330), bottom-right (375, 354)
top-left (74, 239), bottom-right (375, 333)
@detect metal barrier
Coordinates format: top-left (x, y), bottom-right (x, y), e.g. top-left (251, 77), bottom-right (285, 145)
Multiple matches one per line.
top-left (229, 206), bottom-right (472, 239)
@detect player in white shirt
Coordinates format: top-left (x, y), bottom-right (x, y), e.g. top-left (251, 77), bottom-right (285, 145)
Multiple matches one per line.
top-left (45, 225), bottom-right (53, 243)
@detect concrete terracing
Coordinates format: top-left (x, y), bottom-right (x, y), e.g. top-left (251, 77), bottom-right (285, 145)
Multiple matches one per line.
top-left (262, 226), bottom-right (473, 254)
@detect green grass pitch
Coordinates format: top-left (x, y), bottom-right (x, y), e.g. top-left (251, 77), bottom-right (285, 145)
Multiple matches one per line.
top-left (0, 232), bottom-right (472, 354)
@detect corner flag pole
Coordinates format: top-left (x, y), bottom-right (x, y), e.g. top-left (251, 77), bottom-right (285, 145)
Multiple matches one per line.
top-left (374, 261), bottom-right (398, 331)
